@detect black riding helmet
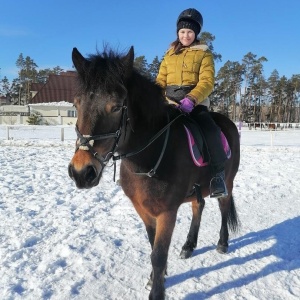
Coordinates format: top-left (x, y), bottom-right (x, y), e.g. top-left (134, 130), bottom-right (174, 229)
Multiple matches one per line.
top-left (177, 8), bottom-right (203, 36)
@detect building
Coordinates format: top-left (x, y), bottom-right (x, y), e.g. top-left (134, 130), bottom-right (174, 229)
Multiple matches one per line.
top-left (30, 71), bottom-right (77, 104)
top-left (0, 95), bottom-right (9, 105)
top-left (0, 71), bottom-right (79, 125)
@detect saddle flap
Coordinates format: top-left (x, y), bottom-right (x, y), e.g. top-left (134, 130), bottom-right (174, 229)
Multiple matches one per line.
top-left (183, 123), bottom-right (231, 167)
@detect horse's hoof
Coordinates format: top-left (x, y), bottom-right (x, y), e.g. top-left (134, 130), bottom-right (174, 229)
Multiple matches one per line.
top-left (180, 248), bottom-right (193, 259)
top-left (216, 244), bottom-right (228, 254)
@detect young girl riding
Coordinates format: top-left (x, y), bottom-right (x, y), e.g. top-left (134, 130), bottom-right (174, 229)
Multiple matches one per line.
top-left (156, 8), bottom-right (228, 198)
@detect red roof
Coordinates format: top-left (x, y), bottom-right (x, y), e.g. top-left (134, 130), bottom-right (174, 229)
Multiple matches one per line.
top-left (31, 82), bottom-right (44, 92)
top-left (30, 71), bottom-right (78, 104)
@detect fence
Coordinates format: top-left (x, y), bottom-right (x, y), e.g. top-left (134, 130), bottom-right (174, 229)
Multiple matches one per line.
top-left (1, 124), bottom-right (299, 148)
top-left (0, 125), bottom-right (76, 142)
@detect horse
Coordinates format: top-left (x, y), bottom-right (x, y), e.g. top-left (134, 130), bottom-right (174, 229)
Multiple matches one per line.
top-left (265, 123), bottom-right (277, 130)
top-left (248, 122), bottom-right (264, 130)
top-left (68, 46), bottom-right (240, 300)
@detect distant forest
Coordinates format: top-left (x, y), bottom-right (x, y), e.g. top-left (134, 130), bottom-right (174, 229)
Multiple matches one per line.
top-left (1, 32), bottom-right (300, 123)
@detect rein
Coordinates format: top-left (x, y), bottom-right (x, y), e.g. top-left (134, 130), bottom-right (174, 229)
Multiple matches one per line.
top-left (112, 113), bottom-right (184, 177)
top-left (75, 105), bottom-right (128, 168)
top-left (75, 105), bottom-right (184, 179)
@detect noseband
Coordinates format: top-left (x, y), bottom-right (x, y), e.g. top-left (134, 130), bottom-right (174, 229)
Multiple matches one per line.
top-left (75, 105), bottom-right (128, 168)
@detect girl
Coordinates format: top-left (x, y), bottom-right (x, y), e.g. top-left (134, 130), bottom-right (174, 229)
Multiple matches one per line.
top-left (156, 8), bottom-right (228, 198)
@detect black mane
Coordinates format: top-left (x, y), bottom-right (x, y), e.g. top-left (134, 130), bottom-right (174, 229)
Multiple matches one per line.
top-left (78, 48), bottom-right (127, 94)
top-left (77, 47), bottom-right (168, 127)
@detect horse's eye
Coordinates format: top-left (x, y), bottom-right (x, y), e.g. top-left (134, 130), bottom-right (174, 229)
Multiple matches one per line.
top-left (112, 106), bottom-right (122, 113)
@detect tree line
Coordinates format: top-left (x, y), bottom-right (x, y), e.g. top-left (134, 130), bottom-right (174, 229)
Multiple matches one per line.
top-left (1, 32), bottom-right (300, 122)
top-left (0, 53), bottom-right (64, 105)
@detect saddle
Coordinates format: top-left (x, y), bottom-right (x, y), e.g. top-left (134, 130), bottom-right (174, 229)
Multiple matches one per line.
top-left (182, 116), bottom-right (231, 167)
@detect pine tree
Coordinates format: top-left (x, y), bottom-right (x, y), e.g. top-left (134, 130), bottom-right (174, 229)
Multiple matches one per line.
top-left (134, 56), bottom-right (149, 78)
top-left (290, 75), bottom-right (300, 122)
top-left (27, 112), bottom-right (42, 125)
top-left (37, 66), bottom-right (64, 83)
top-left (0, 77), bottom-right (11, 98)
top-left (240, 52), bottom-right (267, 122)
top-left (267, 70), bottom-right (280, 122)
top-left (199, 32), bottom-right (222, 62)
top-left (148, 56), bottom-right (161, 81)
top-left (16, 53), bottom-right (38, 104)
top-left (213, 61), bottom-right (244, 120)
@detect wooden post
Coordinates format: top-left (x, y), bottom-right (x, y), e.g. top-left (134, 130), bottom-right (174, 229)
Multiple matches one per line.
top-left (61, 127), bottom-right (64, 141)
top-left (270, 131), bottom-right (274, 147)
top-left (6, 126), bottom-right (10, 140)
top-left (238, 121), bottom-right (242, 140)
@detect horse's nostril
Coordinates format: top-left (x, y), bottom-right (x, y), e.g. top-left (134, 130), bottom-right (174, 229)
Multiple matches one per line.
top-left (68, 164), bottom-right (74, 178)
top-left (85, 165), bottom-right (97, 183)
top-left (68, 163), bottom-right (99, 188)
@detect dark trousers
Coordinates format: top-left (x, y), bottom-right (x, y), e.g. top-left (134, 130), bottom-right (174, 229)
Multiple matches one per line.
top-left (191, 106), bottom-right (227, 174)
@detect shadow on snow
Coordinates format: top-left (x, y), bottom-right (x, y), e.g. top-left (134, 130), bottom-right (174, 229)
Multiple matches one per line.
top-left (165, 216), bottom-right (300, 299)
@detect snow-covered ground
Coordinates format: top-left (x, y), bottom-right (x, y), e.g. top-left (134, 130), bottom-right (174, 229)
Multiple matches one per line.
top-left (0, 126), bottom-right (299, 300)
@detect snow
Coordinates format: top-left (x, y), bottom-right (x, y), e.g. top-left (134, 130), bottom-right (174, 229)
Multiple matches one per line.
top-left (29, 101), bottom-right (73, 107)
top-left (0, 126), bottom-right (299, 300)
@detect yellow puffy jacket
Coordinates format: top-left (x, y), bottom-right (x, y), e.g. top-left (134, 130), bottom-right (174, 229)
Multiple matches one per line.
top-left (156, 44), bottom-right (215, 107)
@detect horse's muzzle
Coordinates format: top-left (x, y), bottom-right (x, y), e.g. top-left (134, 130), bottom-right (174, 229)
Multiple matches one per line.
top-left (68, 163), bottom-right (101, 189)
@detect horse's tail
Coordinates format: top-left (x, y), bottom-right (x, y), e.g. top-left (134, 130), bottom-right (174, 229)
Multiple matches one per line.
top-left (228, 195), bottom-right (240, 233)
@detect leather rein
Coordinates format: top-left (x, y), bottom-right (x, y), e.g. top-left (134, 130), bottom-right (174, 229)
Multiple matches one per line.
top-left (75, 102), bottom-right (184, 178)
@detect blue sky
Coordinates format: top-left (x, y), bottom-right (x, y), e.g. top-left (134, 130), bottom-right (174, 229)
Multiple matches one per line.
top-left (1, 0), bottom-right (299, 82)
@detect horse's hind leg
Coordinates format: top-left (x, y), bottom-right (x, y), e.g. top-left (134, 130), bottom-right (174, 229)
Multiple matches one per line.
top-left (217, 194), bottom-right (239, 253)
top-left (180, 198), bottom-right (205, 259)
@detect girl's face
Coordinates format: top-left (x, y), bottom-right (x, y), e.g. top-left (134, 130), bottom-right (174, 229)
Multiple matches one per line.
top-left (178, 29), bottom-right (196, 46)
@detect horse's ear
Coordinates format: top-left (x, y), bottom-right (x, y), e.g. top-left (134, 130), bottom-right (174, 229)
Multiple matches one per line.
top-left (122, 46), bottom-right (134, 78)
top-left (72, 47), bottom-right (89, 76)
top-left (124, 46), bottom-right (134, 65)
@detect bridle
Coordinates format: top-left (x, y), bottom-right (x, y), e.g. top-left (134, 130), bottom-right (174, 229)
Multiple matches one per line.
top-left (75, 103), bottom-right (128, 169)
top-left (74, 99), bottom-right (184, 179)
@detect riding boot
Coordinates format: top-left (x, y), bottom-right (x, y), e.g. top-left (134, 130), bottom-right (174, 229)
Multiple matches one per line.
top-left (190, 106), bottom-right (228, 198)
top-left (210, 169), bottom-right (228, 198)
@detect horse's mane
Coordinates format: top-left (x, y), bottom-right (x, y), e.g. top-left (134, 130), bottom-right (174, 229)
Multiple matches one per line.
top-left (78, 47), bottom-right (169, 127)
top-left (79, 48), bottom-right (126, 94)
top-left (126, 68), bottom-right (168, 127)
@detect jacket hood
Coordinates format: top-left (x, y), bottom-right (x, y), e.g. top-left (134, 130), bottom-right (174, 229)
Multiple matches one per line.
top-left (167, 44), bottom-right (208, 55)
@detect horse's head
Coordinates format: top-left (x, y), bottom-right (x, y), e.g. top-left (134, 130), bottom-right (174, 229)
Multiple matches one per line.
top-left (68, 47), bottom-right (134, 189)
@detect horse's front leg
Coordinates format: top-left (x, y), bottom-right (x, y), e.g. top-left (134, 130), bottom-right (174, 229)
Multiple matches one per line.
top-left (149, 210), bottom-right (177, 300)
top-left (130, 203), bottom-right (158, 289)
top-left (180, 198), bottom-right (205, 259)
top-left (143, 217), bottom-right (157, 290)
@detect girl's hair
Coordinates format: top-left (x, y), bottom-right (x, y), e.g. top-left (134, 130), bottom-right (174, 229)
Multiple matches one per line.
top-left (170, 38), bottom-right (200, 54)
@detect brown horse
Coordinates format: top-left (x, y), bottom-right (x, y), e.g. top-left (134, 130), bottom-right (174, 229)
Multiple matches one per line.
top-left (68, 46), bottom-right (240, 300)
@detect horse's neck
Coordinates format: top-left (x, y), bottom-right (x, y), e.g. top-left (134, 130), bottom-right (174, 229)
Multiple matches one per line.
top-left (121, 78), bottom-right (169, 154)
top-left (118, 106), bottom-right (167, 158)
